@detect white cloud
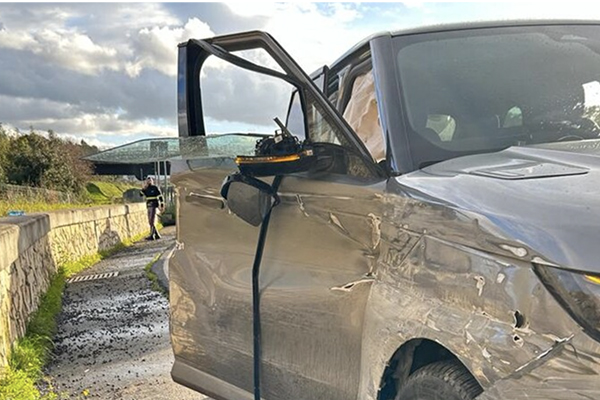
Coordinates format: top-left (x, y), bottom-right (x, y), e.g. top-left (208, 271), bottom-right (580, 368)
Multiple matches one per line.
top-left (0, 7), bottom-right (214, 78)
top-left (0, 27), bottom-right (119, 75)
top-left (87, 3), bottom-right (180, 31)
top-left (35, 29), bottom-right (120, 75)
top-left (4, 2), bottom-right (600, 148)
top-left (0, 27), bottom-right (37, 49)
top-left (0, 3), bottom-right (377, 142)
top-left (200, 64), bottom-right (291, 130)
top-left (224, 0), bottom-right (376, 73)
top-left (382, 1), bottom-right (600, 26)
top-left (329, 3), bottom-right (361, 23)
top-left (400, 0), bottom-right (428, 9)
top-left (225, 2), bottom-right (277, 18)
top-left (0, 122), bottom-right (110, 149)
top-left (126, 18), bottom-right (215, 77)
top-left (0, 93), bottom-right (176, 140)
top-left (33, 129), bottom-right (110, 149)
top-left (22, 113), bottom-right (177, 138)
top-left (0, 6), bottom-right (73, 31)
top-left (255, 3), bottom-right (374, 72)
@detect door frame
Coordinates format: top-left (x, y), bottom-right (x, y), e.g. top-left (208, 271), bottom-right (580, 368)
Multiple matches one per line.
top-left (177, 30), bottom-right (384, 179)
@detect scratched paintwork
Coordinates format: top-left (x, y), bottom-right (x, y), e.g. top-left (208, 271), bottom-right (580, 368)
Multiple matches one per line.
top-left (358, 150), bottom-right (600, 399)
top-left (170, 165), bottom-right (386, 400)
top-left (169, 148), bottom-right (600, 400)
top-left (169, 23), bottom-right (600, 400)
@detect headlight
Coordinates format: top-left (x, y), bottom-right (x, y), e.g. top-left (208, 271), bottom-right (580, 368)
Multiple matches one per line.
top-left (534, 264), bottom-right (600, 341)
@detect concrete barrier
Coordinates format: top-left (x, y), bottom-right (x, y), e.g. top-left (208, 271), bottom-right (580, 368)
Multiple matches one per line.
top-left (0, 203), bottom-right (148, 367)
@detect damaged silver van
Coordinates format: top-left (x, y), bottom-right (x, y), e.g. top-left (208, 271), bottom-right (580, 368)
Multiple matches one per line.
top-left (168, 21), bottom-right (600, 400)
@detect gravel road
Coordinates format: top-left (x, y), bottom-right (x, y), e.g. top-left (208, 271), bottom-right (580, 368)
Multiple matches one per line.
top-left (44, 226), bottom-right (211, 400)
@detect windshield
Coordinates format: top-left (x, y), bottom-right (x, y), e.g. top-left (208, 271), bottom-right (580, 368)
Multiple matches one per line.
top-left (394, 24), bottom-right (600, 167)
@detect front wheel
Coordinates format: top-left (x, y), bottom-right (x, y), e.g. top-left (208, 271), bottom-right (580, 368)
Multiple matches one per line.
top-left (395, 360), bottom-right (482, 400)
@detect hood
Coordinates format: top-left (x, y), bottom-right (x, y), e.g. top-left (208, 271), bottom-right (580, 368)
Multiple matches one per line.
top-left (396, 139), bottom-right (600, 273)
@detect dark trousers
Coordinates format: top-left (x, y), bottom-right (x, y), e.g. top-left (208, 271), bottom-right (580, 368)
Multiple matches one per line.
top-left (147, 206), bottom-right (158, 236)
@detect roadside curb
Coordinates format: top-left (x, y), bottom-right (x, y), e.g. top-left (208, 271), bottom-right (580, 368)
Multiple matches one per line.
top-left (151, 241), bottom-right (176, 295)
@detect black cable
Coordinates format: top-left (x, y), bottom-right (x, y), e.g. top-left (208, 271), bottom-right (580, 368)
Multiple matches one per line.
top-left (252, 175), bottom-right (283, 400)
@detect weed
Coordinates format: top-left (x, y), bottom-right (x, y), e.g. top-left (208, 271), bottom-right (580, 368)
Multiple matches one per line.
top-left (1, 270), bottom-right (66, 399)
top-left (0, 368), bottom-right (42, 400)
top-left (144, 253), bottom-right (167, 297)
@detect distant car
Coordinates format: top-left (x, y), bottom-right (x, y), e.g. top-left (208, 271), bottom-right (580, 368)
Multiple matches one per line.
top-left (168, 20), bottom-right (600, 400)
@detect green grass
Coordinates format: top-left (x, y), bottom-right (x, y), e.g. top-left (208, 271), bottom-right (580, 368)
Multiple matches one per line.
top-left (0, 270), bottom-right (66, 400)
top-left (61, 254), bottom-right (102, 278)
top-left (0, 368), bottom-right (47, 400)
top-left (0, 224), bottom-right (161, 399)
top-left (144, 253), bottom-right (167, 297)
top-left (85, 181), bottom-right (137, 205)
top-left (0, 179), bottom-right (138, 217)
top-left (0, 201), bottom-right (92, 218)
top-left (0, 180), bottom-right (139, 216)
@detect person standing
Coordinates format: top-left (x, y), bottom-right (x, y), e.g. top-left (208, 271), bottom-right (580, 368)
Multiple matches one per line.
top-left (140, 176), bottom-right (164, 240)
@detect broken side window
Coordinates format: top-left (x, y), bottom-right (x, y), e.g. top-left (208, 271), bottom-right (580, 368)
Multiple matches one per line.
top-left (342, 70), bottom-right (385, 162)
top-left (200, 52), bottom-right (294, 137)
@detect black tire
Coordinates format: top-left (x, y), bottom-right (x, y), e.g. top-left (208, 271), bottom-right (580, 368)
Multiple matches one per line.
top-left (395, 360), bottom-right (482, 400)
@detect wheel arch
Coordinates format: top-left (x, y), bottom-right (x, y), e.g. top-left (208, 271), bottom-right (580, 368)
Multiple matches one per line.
top-left (377, 338), bottom-right (483, 400)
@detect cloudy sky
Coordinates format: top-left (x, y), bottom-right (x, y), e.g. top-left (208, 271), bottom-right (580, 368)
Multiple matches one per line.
top-left (0, 1), bottom-right (599, 148)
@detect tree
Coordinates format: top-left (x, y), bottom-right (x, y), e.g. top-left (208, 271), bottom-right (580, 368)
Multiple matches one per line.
top-left (6, 132), bottom-right (50, 186)
top-left (4, 128), bottom-right (93, 193)
top-left (79, 139), bottom-right (99, 156)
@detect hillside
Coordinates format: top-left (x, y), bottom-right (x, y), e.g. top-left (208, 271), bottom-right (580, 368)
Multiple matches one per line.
top-left (85, 181), bottom-right (139, 204)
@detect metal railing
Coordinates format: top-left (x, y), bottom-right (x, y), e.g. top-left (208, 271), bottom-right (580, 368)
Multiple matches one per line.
top-left (0, 183), bottom-right (73, 204)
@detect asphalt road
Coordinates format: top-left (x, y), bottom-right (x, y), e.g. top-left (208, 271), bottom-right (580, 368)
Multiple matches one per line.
top-left (44, 226), bottom-right (211, 400)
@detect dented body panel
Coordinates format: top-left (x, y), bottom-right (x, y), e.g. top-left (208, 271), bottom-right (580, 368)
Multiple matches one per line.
top-left (170, 162), bottom-right (385, 399)
top-left (356, 150), bottom-right (600, 398)
top-left (170, 22), bottom-right (600, 400)
top-left (170, 151), bottom-right (600, 399)
top-left (477, 332), bottom-right (600, 399)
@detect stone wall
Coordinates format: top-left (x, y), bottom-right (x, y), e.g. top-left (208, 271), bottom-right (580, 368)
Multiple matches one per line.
top-left (0, 203), bottom-right (148, 367)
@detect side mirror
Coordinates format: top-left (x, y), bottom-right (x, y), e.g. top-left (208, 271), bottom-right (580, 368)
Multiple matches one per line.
top-left (235, 149), bottom-right (315, 177)
top-left (235, 117), bottom-right (316, 177)
top-left (220, 173), bottom-right (280, 226)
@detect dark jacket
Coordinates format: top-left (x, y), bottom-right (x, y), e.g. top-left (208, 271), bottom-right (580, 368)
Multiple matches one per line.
top-left (140, 185), bottom-right (164, 208)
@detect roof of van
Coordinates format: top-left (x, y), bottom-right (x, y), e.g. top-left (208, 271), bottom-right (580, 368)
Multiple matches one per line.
top-left (325, 19), bottom-right (600, 71)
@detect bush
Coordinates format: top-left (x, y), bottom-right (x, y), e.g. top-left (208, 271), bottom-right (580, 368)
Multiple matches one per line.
top-left (0, 125), bottom-right (95, 195)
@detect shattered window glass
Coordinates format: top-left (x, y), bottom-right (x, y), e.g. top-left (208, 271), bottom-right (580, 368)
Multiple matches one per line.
top-left (305, 91), bottom-right (345, 146)
top-left (342, 70), bottom-right (385, 161)
top-left (305, 91), bottom-right (375, 178)
top-left (83, 134), bottom-right (261, 164)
